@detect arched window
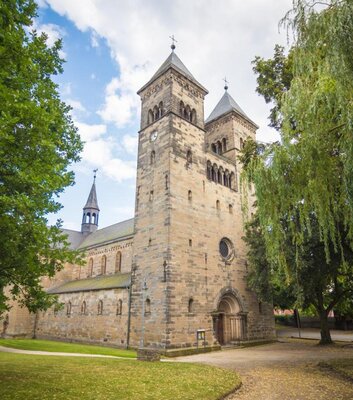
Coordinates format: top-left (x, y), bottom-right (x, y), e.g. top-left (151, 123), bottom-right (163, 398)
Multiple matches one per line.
top-left (158, 101), bottom-right (164, 118)
top-left (212, 164), bottom-right (218, 182)
top-left (186, 150), bottom-right (192, 164)
top-left (191, 109), bottom-right (197, 124)
top-left (218, 167), bottom-right (223, 184)
top-left (92, 213), bottom-right (96, 224)
top-left (115, 251), bottom-right (122, 273)
top-left (240, 138), bottom-right (244, 149)
top-left (179, 101), bottom-right (184, 116)
top-left (211, 143), bottom-right (217, 153)
top-left (86, 212), bottom-right (90, 223)
top-left (153, 105), bottom-right (159, 121)
top-left (207, 161), bottom-right (212, 180)
top-left (185, 105), bottom-right (191, 121)
top-left (98, 300), bottom-right (103, 315)
top-left (224, 170), bottom-right (230, 187)
top-left (188, 298), bottom-right (194, 313)
top-left (150, 150), bottom-right (155, 165)
top-left (216, 141), bottom-right (222, 154)
top-left (230, 172), bottom-right (236, 190)
top-left (216, 200), bottom-right (220, 210)
top-left (66, 301), bottom-right (72, 316)
top-left (229, 204), bottom-right (233, 214)
top-left (148, 109), bottom-right (153, 124)
top-left (222, 138), bottom-right (227, 152)
top-left (81, 301), bottom-right (87, 315)
top-left (101, 255), bottom-right (106, 275)
top-left (188, 190), bottom-right (192, 201)
top-left (145, 298), bottom-right (151, 314)
top-left (88, 258), bottom-right (93, 277)
top-left (117, 299), bottom-right (122, 315)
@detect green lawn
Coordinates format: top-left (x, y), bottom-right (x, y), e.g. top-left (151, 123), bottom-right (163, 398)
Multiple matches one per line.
top-left (0, 352), bottom-right (240, 400)
top-left (0, 338), bottom-right (136, 358)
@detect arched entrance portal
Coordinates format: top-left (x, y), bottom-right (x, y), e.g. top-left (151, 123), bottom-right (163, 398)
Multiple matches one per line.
top-left (213, 292), bottom-right (247, 345)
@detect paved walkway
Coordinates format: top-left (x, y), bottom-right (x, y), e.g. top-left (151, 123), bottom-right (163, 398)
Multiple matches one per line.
top-left (176, 339), bottom-right (353, 400)
top-left (276, 327), bottom-right (353, 342)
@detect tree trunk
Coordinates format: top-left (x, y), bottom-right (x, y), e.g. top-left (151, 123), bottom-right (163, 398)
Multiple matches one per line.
top-left (319, 310), bottom-right (333, 345)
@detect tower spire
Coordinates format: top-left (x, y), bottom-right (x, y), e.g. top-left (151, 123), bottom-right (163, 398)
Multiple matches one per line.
top-left (81, 171), bottom-right (100, 235)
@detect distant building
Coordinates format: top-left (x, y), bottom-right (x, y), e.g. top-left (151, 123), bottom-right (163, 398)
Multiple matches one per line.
top-left (5, 46), bottom-right (274, 352)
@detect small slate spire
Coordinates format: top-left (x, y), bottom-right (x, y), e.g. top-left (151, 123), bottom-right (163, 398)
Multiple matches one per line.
top-left (81, 170), bottom-right (100, 235)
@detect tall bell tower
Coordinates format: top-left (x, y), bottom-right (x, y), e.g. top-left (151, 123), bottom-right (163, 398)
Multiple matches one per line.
top-left (129, 43), bottom-right (209, 349)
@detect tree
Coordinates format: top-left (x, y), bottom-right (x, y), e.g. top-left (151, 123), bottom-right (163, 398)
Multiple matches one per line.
top-left (0, 0), bottom-right (83, 314)
top-left (243, 212), bottom-right (297, 311)
top-left (243, 208), bottom-right (353, 343)
top-left (241, 0), bottom-right (353, 344)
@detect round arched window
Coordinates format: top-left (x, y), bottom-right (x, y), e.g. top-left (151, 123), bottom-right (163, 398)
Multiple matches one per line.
top-left (219, 238), bottom-right (234, 260)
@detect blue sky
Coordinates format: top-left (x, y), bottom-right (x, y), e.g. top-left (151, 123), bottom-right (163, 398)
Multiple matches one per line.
top-left (36, 0), bottom-right (292, 231)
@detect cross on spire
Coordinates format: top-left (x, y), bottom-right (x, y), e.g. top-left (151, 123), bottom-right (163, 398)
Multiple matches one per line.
top-left (223, 77), bottom-right (229, 91)
top-left (93, 168), bottom-right (98, 182)
top-left (169, 34), bottom-right (177, 51)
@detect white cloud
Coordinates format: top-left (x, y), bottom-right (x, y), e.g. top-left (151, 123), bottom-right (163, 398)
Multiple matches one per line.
top-left (75, 122), bottom-right (106, 142)
top-left (122, 134), bottom-right (138, 156)
top-left (112, 206), bottom-right (135, 221)
top-left (66, 99), bottom-right (88, 120)
top-left (46, 0), bottom-right (293, 141)
top-left (60, 82), bottom-right (72, 96)
top-left (33, 20), bottom-right (67, 58)
top-left (75, 122), bottom-right (136, 182)
top-left (90, 30), bottom-right (100, 48)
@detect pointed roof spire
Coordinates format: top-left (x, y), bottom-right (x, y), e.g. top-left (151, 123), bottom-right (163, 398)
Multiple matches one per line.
top-left (84, 170), bottom-right (100, 211)
top-left (205, 85), bottom-right (258, 127)
top-left (137, 40), bottom-right (208, 95)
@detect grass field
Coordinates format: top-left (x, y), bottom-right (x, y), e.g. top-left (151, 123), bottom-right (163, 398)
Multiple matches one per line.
top-left (0, 352), bottom-right (240, 400)
top-left (0, 338), bottom-right (136, 358)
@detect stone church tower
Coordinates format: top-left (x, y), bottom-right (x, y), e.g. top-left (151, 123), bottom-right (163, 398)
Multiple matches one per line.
top-left (129, 45), bottom-right (274, 350)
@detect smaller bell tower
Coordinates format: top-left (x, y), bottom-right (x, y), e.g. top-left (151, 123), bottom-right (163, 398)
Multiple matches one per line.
top-left (81, 169), bottom-right (100, 235)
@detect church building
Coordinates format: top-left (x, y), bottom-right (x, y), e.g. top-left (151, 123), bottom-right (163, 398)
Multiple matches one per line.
top-left (4, 45), bottom-right (275, 352)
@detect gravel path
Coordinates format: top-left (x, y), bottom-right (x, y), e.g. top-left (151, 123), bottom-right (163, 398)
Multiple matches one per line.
top-left (176, 339), bottom-right (353, 400)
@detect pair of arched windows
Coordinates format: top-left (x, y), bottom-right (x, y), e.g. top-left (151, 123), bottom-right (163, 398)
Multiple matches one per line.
top-left (179, 101), bottom-right (196, 123)
top-left (148, 102), bottom-right (164, 124)
top-left (211, 138), bottom-right (227, 155)
top-left (206, 161), bottom-right (236, 189)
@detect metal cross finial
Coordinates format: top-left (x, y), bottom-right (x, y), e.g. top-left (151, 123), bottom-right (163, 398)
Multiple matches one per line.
top-left (93, 168), bottom-right (98, 182)
top-left (169, 34), bottom-right (177, 51)
top-left (223, 77), bottom-right (229, 91)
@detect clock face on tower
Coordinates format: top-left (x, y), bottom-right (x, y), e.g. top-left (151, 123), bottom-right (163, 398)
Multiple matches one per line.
top-left (150, 130), bottom-right (158, 142)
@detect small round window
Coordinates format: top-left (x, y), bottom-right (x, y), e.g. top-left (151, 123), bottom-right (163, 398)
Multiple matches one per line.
top-left (219, 238), bottom-right (234, 260)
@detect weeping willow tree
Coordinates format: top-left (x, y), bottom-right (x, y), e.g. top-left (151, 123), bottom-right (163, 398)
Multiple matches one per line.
top-left (241, 0), bottom-right (353, 344)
